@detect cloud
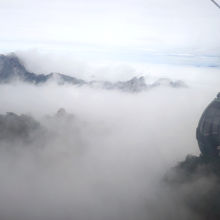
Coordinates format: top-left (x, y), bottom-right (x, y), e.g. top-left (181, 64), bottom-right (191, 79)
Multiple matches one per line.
top-left (0, 48), bottom-right (219, 220)
top-left (0, 0), bottom-right (220, 61)
top-left (0, 59), bottom-right (219, 219)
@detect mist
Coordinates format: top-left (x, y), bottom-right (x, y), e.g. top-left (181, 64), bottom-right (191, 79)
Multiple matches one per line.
top-left (0, 0), bottom-right (220, 217)
top-left (0, 55), bottom-right (219, 220)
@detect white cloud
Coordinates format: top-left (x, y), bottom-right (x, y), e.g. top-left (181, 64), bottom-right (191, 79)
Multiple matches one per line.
top-left (0, 0), bottom-right (220, 63)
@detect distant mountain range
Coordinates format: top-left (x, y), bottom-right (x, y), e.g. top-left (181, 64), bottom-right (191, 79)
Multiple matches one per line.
top-left (0, 54), bottom-right (187, 92)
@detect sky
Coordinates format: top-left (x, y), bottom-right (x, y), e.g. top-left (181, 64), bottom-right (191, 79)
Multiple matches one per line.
top-left (0, 0), bottom-right (220, 66)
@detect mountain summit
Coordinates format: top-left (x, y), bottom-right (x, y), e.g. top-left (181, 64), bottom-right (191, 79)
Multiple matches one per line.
top-left (0, 54), bottom-right (186, 92)
top-left (0, 54), bottom-right (48, 83)
top-left (0, 54), bottom-right (85, 85)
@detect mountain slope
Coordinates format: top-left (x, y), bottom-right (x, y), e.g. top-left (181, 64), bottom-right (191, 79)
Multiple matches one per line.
top-left (0, 54), bottom-right (85, 85)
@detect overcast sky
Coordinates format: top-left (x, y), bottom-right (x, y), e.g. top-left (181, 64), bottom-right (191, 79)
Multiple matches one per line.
top-left (0, 0), bottom-right (220, 65)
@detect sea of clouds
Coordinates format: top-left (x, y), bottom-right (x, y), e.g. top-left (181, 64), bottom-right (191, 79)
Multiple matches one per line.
top-left (0, 53), bottom-right (219, 220)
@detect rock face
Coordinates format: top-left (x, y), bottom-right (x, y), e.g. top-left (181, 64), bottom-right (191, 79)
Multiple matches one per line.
top-left (161, 93), bottom-right (220, 220)
top-left (0, 54), bottom-right (187, 92)
top-left (144, 94), bottom-right (220, 220)
top-left (196, 93), bottom-right (220, 158)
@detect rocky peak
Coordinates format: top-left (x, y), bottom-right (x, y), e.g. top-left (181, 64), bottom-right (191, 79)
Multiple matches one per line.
top-left (0, 54), bottom-right (27, 82)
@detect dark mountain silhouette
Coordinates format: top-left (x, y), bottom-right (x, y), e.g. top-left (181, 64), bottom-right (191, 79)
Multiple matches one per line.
top-left (0, 54), bottom-right (187, 92)
top-left (0, 54), bottom-right (85, 85)
top-left (0, 112), bottom-right (43, 144)
top-left (164, 155), bottom-right (220, 220)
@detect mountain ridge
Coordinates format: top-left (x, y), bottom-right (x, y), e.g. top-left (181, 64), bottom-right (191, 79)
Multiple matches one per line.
top-left (0, 54), bottom-right (187, 92)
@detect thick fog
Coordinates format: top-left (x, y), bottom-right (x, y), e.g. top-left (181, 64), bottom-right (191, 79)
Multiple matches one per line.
top-left (0, 57), bottom-right (219, 220)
